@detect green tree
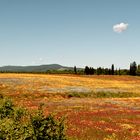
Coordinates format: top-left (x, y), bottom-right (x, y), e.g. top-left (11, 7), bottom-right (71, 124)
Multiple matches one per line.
top-left (136, 64), bottom-right (140, 76)
top-left (97, 67), bottom-right (102, 75)
top-left (130, 61), bottom-right (137, 76)
top-left (104, 68), bottom-right (109, 75)
top-left (89, 67), bottom-right (95, 75)
top-left (111, 64), bottom-right (114, 75)
top-left (118, 68), bottom-right (121, 75)
top-left (84, 66), bottom-right (90, 75)
top-left (74, 66), bottom-right (77, 74)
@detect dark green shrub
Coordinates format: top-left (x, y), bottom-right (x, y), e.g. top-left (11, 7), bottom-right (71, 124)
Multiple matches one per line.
top-left (30, 113), bottom-right (66, 140)
top-left (0, 98), bottom-right (66, 140)
top-left (0, 99), bottom-right (14, 119)
top-left (0, 94), bottom-right (3, 99)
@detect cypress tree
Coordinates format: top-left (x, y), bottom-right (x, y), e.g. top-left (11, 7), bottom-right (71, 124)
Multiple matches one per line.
top-left (74, 66), bottom-right (77, 74)
top-left (130, 61), bottom-right (137, 76)
top-left (111, 64), bottom-right (114, 75)
top-left (84, 66), bottom-right (90, 75)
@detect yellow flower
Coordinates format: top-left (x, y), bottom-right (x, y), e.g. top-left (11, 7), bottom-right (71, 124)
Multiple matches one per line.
top-left (120, 123), bottom-right (134, 130)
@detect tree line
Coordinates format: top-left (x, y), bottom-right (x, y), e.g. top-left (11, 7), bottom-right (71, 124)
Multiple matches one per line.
top-left (81, 61), bottom-right (140, 76)
top-left (0, 61), bottom-right (140, 76)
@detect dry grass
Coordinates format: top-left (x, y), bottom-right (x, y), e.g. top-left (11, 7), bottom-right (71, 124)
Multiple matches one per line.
top-left (0, 73), bottom-right (140, 139)
top-left (1, 73), bottom-right (140, 95)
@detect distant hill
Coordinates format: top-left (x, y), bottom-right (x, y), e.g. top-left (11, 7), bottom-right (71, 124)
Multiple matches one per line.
top-left (0, 64), bottom-right (78, 72)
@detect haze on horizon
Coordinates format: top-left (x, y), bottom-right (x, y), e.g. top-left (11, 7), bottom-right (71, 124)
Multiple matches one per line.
top-left (0, 0), bottom-right (140, 69)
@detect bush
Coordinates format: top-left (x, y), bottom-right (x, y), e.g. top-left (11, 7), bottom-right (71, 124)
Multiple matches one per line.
top-left (30, 113), bottom-right (66, 140)
top-left (0, 98), bottom-right (66, 140)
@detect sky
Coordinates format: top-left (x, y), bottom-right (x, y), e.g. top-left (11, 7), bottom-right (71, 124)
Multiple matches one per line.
top-left (0, 0), bottom-right (140, 69)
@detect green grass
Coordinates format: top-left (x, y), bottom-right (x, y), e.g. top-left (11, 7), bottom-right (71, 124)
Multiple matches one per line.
top-left (67, 91), bottom-right (140, 98)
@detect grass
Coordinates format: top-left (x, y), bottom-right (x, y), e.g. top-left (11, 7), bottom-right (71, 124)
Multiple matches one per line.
top-left (0, 73), bottom-right (140, 139)
top-left (67, 91), bottom-right (140, 98)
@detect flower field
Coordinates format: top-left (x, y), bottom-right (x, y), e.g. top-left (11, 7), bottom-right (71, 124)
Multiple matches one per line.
top-left (0, 73), bottom-right (140, 139)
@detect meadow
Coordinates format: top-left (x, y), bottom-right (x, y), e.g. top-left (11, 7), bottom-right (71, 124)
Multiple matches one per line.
top-left (0, 73), bottom-right (140, 140)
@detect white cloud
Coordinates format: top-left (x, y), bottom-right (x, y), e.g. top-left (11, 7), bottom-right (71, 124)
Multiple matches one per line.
top-left (113, 23), bottom-right (129, 33)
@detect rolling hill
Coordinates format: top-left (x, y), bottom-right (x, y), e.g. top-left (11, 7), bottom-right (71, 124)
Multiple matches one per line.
top-left (0, 64), bottom-right (76, 72)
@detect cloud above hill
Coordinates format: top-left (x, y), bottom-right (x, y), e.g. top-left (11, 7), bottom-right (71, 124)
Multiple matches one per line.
top-left (113, 23), bottom-right (129, 33)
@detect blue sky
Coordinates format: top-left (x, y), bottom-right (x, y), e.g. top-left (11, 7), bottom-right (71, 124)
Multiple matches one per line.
top-left (0, 0), bottom-right (140, 68)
